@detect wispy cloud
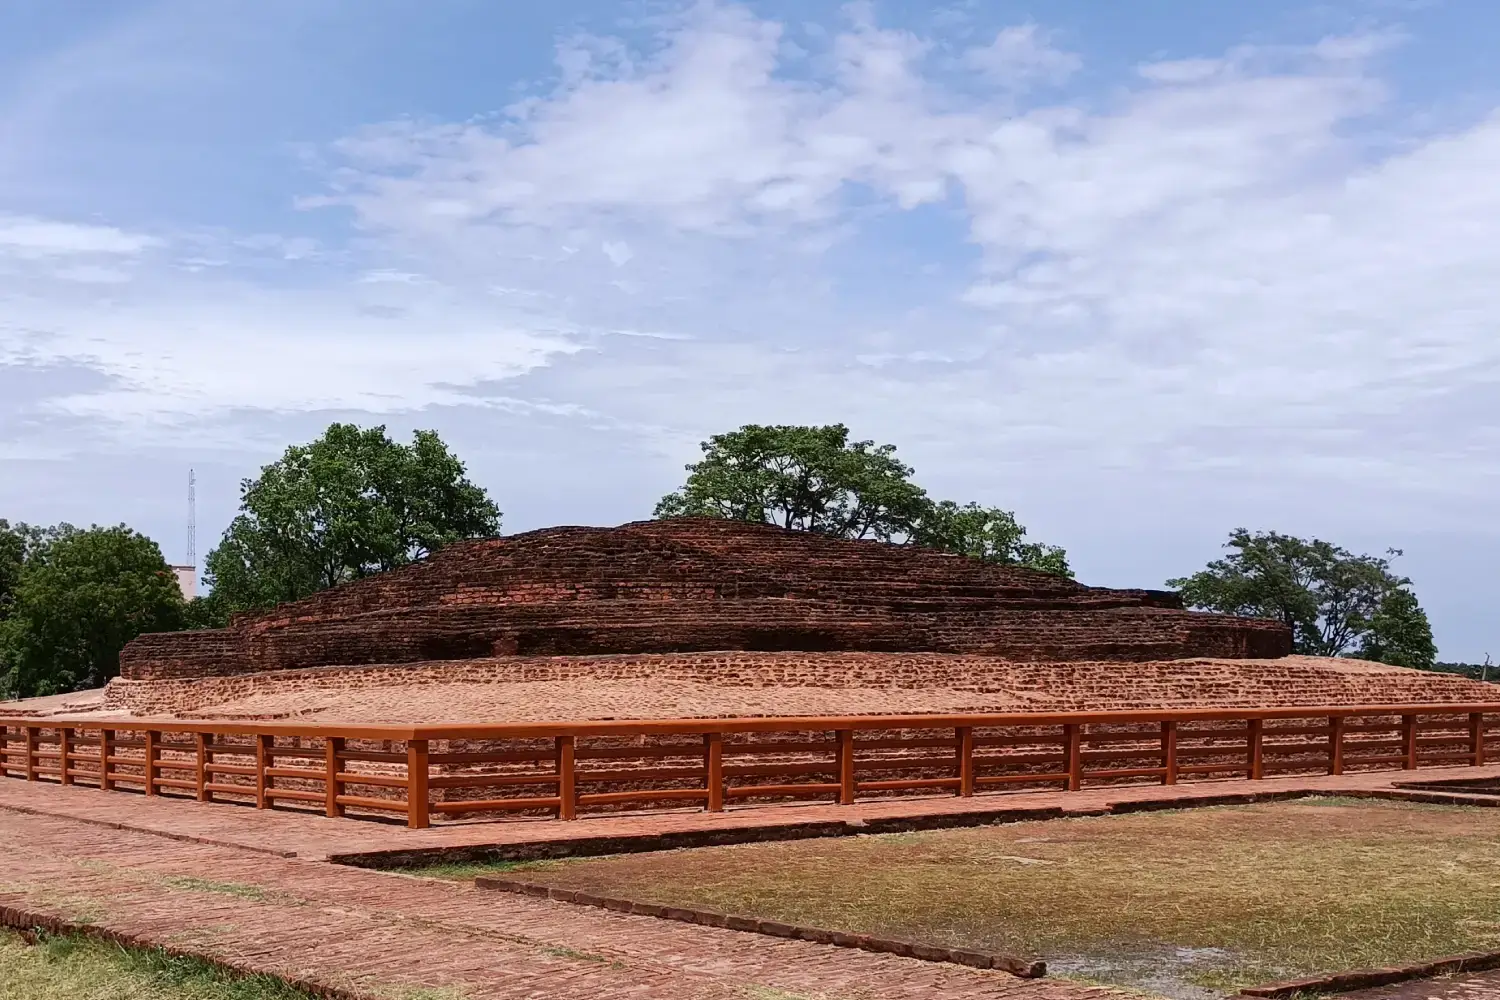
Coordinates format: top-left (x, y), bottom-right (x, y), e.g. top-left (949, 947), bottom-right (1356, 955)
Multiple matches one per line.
top-left (0, 214), bottom-right (159, 257)
top-left (290, 5), bottom-right (1500, 509)
top-left (963, 24), bottom-right (1081, 89)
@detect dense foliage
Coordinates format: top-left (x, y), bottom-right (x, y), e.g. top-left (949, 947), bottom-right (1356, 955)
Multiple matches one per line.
top-left (655, 423), bottom-right (1071, 576)
top-left (0, 522), bottom-right (185, 698)
top-left (204, 423), bottom-right (501, 615)
top-left (1168, 529), bottom-right (1437, 669)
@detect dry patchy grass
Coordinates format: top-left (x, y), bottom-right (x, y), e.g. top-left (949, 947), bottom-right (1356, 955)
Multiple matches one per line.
top-left (0, 929), bottom-right (316, 999)
top-left (434, 799), bottom-right (1500, 997)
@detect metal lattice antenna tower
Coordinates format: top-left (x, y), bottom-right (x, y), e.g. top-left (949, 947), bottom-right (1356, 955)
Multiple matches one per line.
top-left (187, 468), bottom-right (197, 567)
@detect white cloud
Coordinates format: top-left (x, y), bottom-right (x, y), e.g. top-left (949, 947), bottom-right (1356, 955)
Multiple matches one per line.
top-left (0, 267), bottom-right (584, 435)
top-left (5, 3), bottom-right (1500, 525)
top-left (298, 7), bottom-right (1500, 504)
top-left (963, 24), bottom-right (1081, 89)
top-left (6, 1), bottom-right (1500, 659)
top-left (601, 240), bottom-right (634, 266)
top-left (0, 215), bottom-right (158, 257)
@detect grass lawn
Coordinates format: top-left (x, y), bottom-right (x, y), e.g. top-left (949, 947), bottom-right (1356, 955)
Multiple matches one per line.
top-left (414, 798), bottom-right (1500, 999)
top-left (0, 930), bottom-right (316, 1000)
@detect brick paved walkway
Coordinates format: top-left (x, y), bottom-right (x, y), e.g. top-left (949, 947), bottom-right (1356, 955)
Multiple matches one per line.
top-left (0, 808), bottom-right (1110, 999)
top-left (3, 768), bottom-right (1498, 999)
top-left (4, 764), bottom-right (1496, 862)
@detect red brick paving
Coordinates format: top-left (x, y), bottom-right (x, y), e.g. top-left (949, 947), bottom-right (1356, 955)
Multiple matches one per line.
top-left (4, 764), bottom-right (1497, 861)
top-left (3, 767), bottom-right (1499, 998)
top-left (0, 808), bottom-right (1110, 999)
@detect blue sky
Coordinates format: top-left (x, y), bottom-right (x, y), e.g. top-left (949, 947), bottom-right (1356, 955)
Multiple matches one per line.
top-left (2, 0), bottom-right (1498, 660)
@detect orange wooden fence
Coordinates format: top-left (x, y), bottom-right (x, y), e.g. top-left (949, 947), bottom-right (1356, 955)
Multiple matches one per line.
top-left (3, 703), bottom-right (1498, 829)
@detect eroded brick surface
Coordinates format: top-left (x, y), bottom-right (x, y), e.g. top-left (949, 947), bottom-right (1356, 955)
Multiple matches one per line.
top-left (100, 652), bottom-right (1500, 721)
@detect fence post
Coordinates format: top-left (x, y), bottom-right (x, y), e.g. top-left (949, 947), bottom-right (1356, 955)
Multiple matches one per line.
top-left (1248, 718), bottom-right (1264, 780)
top-left (837, 729), bottom-right (855, 805)
top-left (1065, 723), bottom-right (1083, 791)
top-left (407, 738), bottom-right (430, 829)
top-left (1329, 716), bottom-right (1345, 775)
top-left (554, 735), bottom-right (575, 821)
top-left (957, 726), bottom-right (975, 797)
top-left (1472, 713), bottom-right (1487, 767)
top-left (1402, 714), bottom-right (1418, 770)
top-left (194, 733), bottom-right (208, 802)
top-left (325, 736), bottom-right (344, 818)
top-left (144, 730), bottom-right (160, 796)
top-left (1162, 720), bottom-right (1178, 785)
top-left (704, 732), bottom-right (724, 812)
top-left (24, 726), bottom-right (37, 781)
top-left (99, 729), bottom-right (113, 791)
top-left (57, 728), bottom-right (72, 786)
top-left (255, 734), bottom-right (272, 808)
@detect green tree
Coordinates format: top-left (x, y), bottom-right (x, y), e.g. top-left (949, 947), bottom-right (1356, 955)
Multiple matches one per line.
top-left (913, 501), bottom-right (1072, 577)
top-left (182, 593), bottom-right (231, 631)
top-left (654, 424), bottom-right (930, 541)
top-left (0, 520), bottom-right (27, 618)
top-left (1356, 587), bottom-right (1438, 670)
top-left (204, 423), bottom-right (501, 614)
top-left (0, 520), bottom-right (65, 619)
top-left (0, 525), bottom-right (185, 698)
top-left (1167, 529), bottom-right (1433, 665)
top-left (655, 423), bottom-right (1068, 573)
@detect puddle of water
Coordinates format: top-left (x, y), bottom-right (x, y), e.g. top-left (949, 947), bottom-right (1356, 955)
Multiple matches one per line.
top-left (1049, 944), bottom-right (1271, 1000)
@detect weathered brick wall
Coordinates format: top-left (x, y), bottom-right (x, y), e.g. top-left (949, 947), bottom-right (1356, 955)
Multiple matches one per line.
top-left (120, 519), bottom-right (1291, 681)
top-left (102, 652), bottom-right (1496, 718)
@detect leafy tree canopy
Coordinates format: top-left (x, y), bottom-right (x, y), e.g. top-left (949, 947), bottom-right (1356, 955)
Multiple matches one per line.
top-left (204, 423), bottom-right (501, 615)
top-left (1357, 587), bottom-right (1439, 670)
top-left (654, 424), bottom-right (930, 541)
top-left (1167, 529), bottom-right (1435, 668)
top-left (0, 524), bottom-right (184, 698)
top-left (914, 501), bottom-right (1072, 578)
top-left (654, 423), bottom-right (1070, 576)
top-left (0, 520), bottom-right (67, 619)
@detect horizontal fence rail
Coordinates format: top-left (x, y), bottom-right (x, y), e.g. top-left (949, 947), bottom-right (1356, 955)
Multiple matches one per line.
top-left (3, 704), bottom-right (1499, 829)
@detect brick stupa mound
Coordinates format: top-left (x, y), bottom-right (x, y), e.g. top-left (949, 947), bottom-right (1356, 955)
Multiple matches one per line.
top-left (124, 517), bottom-right (1289, 679)
top-left (103, 518), bottom-right (1486, 722)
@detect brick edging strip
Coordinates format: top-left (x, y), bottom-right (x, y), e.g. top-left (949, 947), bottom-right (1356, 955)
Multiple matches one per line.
top-left (474, 876), bottom-right (1045, 978)
top-left (333, 788), bottom-right (1492, 871)
top-left (0, 904), bottom-right (367, 1000)
top-left (331, 807), bottom-right (1069, 869)
top-left (1239, 950), bottom-right (1500, 996)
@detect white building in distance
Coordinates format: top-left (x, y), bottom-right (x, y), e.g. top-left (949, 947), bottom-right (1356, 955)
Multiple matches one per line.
top-left (171, 565), bottom-right (196, 601)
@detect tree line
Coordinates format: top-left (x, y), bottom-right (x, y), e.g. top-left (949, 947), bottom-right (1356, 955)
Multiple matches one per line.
top-left (0, 421), bottom-right (1450, 699)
